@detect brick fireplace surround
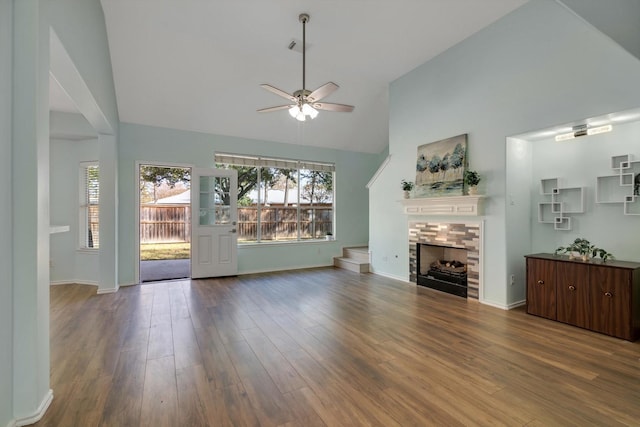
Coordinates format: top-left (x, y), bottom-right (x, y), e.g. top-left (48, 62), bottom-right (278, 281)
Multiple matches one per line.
top-left (409, 222), bottom-right (482, 299)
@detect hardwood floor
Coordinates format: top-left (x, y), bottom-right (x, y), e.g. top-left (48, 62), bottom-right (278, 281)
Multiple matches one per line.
top-left (37, 268), bottom-right (640, 426)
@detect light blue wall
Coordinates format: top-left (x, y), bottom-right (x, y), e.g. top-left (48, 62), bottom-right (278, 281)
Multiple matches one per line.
top-left (370, 0), bottom-right (640, 307)
top-left (0, 0), bottom-right (13, 424)
top-left (528, 120), bottom-right (640, 259)
top-left (560, 0), bottom-right (640, 61)
top-left (48, 0), bottom-right (119, 130)
top-left (50, 135), bottom-right (100, 285)
top-left (118, 122), bottom-right (379, 285)
top-left (8, 0), bottom-right (119, 423)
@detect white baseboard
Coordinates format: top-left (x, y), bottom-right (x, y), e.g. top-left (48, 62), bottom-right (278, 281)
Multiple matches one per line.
top-left (50, 280), bottom-right (98, 287)
top-left (370, 270), bottom-right (411, 284)
top-left (14, 389), bottom-right (53, 427)
top-left (118, 281), bottom-right (138, 287)
top-left (239, 263), bottom-right (333, 276)
top-left (506, 299), bottom-right (526, 310)
top-left (97, 285), bottom-right (119, 294)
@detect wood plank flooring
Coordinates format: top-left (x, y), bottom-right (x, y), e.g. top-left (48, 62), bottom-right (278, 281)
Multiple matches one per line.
top-left (37, 268), bottom-right (640, 426)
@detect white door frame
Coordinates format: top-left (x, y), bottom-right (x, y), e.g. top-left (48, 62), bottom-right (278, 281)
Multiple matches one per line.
top-left (135, 161), bottom-right (193, 284)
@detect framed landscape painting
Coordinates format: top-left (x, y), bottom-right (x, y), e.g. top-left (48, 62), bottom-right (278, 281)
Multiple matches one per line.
top-left (415, 134), bottom-right (467, 197)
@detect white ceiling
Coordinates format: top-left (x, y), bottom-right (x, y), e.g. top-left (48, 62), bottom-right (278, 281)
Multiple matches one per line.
top-left (90, 0), bottom-right (528, 153)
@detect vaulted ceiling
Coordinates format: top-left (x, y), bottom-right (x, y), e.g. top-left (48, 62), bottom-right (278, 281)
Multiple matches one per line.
top-left (69, 1), bottom-right (529, 153)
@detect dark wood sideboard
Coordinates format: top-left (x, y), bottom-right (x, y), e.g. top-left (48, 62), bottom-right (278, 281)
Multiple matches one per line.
top-left (525, 253), bottom-right (640, 341)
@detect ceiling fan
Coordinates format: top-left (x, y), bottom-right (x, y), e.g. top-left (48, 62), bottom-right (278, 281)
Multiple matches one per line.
top-left (258, 13), bottom-right (354, 121)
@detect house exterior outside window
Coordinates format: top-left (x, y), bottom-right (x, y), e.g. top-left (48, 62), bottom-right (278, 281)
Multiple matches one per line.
top-left (215, 154), bottom-right (335, 243)
top-left (80, 162), bottom-right (99, 249)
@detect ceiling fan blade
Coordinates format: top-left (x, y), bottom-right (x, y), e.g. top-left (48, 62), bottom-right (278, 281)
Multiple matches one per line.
top-left (313, 102), bottom-right (354, 113)
top-left (307, 82), bottom-right (339, 102)
top-left (257, 105), bottom-right (294, 113)
top-left (260, 84), bottom-right (296, 102)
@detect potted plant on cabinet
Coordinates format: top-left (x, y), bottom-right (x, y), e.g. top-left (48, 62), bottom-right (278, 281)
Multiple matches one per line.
top-left (464, 170), bottom-right (481, 195)
top-left (554, 238), bottom-right (614, 262)
top-left (401, 180), bottom-right (414, 199)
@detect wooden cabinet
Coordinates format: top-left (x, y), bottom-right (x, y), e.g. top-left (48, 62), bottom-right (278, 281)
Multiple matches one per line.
top-left (526, 254), bottom-right (640, 341)
top-left (556, 261), bottom-right (590, 329)
top-left (526, 258), bottom-right (556, 320)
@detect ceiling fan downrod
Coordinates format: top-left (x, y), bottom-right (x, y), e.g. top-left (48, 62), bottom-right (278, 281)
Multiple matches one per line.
top-left (299, 13), bottom-right (309, 99)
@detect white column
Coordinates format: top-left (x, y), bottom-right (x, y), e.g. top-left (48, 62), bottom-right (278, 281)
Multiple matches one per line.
top-left (12, 0), bottom-right (53, 421)
top-left (98, 133), bottom-right (119, 293)
top-left (0, 0), bottom-right (14, 424)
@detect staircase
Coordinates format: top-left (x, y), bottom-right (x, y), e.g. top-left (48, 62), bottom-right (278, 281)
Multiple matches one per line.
top-left (333, 246), bottom-right (370, 273)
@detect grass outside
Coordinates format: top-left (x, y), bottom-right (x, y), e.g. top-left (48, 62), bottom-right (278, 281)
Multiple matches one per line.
top-left (140, 242), bottom-right (190, 260)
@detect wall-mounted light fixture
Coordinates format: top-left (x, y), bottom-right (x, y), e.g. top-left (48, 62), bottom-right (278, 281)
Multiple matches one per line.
top-left (555, 124), bottom-right (612, 142)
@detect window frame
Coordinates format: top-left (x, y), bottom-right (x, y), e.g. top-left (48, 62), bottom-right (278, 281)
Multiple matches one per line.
top-left (215, 153), bottom-right (335, 245)
top-left (78, 161), bottom-right (99, 250)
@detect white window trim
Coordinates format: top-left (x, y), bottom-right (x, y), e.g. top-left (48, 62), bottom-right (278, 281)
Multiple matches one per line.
top-left (79, 161), bottom-right (99, 250)
top-left (215, 153), bottom-right (335, 244)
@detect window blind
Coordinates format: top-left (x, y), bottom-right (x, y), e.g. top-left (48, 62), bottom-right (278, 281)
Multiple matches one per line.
top-left (84, 164), bottom-right (100, 248)
top-left (215, 153), bottom-right (335, 172)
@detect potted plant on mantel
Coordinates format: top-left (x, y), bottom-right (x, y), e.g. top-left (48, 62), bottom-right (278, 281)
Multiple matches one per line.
top-left (464, 170), bottom-right (481, 195)
top-left (401, 179), bottom-right (414, 199)
top-left (554, 238), bottom-right (614, 262)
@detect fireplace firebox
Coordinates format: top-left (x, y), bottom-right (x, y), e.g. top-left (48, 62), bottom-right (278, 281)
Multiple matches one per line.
top-left (416, 243), bottom-right (468, 298)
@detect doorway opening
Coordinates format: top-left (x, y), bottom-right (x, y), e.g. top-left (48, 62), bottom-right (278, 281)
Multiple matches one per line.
top-left (139, 164), bottom-right (192, 282)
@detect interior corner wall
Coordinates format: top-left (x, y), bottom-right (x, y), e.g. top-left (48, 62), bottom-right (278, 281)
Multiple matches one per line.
top-left (560, 0), bottom-right (640, 61)
top-left (0, 0), bottom-right (13, 425)
top-left (505, 138), bottom-right (533, 304)
top-left (48, 0), bottom-right (118, 131)
top-left (50, 138), bottom-right (100, 285)
top-left (528, 121), bottom-right (640, 260)
top-left (118, 122), bottom-right (379, 285)
top-left (369, 0), bottom-right (640, 307)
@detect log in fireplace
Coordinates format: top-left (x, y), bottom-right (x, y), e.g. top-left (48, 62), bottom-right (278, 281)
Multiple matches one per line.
top-left (416, 243), bottom-right (468, 298)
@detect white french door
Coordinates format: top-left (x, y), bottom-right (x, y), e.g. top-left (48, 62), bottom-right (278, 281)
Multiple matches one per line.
top-left (191, 168), bottom-right (238, 278)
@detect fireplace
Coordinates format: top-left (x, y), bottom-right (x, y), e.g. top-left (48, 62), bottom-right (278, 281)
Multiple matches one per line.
top-left (416, 244), bottom-right (468, 298)
top-left (409, 222), bottom-right (482, 299)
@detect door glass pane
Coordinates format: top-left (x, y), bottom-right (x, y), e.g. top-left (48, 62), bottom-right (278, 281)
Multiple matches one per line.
top-left (199, 176), bottom-right (232, 225)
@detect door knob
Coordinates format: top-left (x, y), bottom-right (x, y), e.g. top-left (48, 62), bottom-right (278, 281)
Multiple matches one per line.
top-left (537, 280), bottom-right (544, 285)
top-left (604, 292), bottom-right (613, 297)
top-left (230, 228), bottom-right (237, 233)
top-left (568, 285), bottom-right (575, 291)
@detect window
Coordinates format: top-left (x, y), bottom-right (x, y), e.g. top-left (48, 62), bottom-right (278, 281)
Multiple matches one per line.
top-left (215, 154), bottom-right (334, 243)
top-left (80, 162), bottom-right (99, 249)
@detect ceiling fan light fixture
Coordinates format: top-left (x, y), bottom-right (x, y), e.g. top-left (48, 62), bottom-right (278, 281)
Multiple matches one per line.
top-left (258, 13), bottom-right (354, 119)
top-left (302, 103), bottom-right (318, 119)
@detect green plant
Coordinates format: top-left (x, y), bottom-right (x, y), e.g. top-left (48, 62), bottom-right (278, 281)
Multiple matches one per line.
top-left (464, 170), bottom-right (481, 187)
top-left (401, 179), bottom-right (414, 191)
top-left (554, 238), bottom-right (614, 261)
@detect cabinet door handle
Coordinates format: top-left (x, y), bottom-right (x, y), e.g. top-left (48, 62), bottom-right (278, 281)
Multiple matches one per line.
top-left (604, 292), bottom-right (613, 297)
top-left (568, 285), bottom-right (575, 291)
top-left (537, 280), bottom-right (544, 285)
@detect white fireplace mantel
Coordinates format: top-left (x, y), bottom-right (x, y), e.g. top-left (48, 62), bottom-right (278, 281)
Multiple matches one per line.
top-left (399, 195), bottom-right (486, 216)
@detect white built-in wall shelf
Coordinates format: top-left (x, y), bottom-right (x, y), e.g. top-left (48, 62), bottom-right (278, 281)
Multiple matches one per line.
top-left (537, 178), bottom-right (584, 230)
top-left (595, 154), bottom-right (640, 215)
top-left (399, 195), bottom-right (485, 216)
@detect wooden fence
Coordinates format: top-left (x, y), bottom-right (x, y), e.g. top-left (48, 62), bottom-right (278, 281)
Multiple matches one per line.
top-left (237, 206), bottom-right (333, 241)
top-left (140, 204), bottom-right (332, 243)
top-left (140, 205), bottom-right (191, 243)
